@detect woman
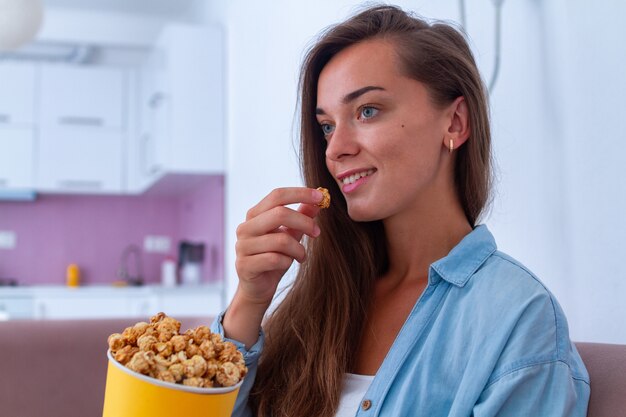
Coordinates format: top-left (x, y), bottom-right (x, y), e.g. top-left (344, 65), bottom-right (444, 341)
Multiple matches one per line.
top-left (211, 5), bottom-right (590, 417)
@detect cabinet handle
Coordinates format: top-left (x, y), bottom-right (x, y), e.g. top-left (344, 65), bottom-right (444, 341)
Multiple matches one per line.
top-left (149, 93), bottom-right (166, 109)
top-left (58, 116), bottom-right (104, 127)
top-left (57, 180), bottom-right (103, 190)
top-left (0, 114), bottom-right (10, 123)
top-left (37, 302), bottom-right (46, 319)
top-left (149, 164), bottom-right (162, 175)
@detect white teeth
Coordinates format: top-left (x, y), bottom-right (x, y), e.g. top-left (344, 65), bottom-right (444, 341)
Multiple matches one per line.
top-left (341, 170), bottom-right (374, 185)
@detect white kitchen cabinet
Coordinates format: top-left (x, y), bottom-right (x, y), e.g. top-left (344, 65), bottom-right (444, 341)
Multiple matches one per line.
top-left (39, 64), bottom-right (125, 129)
top-left (32, 295), bottom-right (160, 320)
top-left (130, 24), bottom-right (224, 192)
top-left (0, 62), bottom-right (37, 191)
top-left (36, 128), bottom-right (124, 192)
top-left (0, 128), bottom-right (35, 189)
top-left (36, 65), bottom-right (128, 193)
top-left (0, 296), bottom-right (34, 320)
top-left (33, 295), bottom-right (131, 319)
top-left (1, 285), bottom-right (224, 320)
top-left (132, 62), bottom-right (169, 190)
top-left (129, 294), bottom-right (159, 317)
top-left (157, 291), bottom-right (222, 317)
top-left (0, 62), bottom-right (37, 126)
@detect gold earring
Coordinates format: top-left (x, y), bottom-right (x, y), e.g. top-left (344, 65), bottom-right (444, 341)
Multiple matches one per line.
top-left (449, 139), bottom-right (454, 153)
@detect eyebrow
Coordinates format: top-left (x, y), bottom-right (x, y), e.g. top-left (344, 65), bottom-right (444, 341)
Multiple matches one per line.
top-left (315, 85), bottom-right (385, 115)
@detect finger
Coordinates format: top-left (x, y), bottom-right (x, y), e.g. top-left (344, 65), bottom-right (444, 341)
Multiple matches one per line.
top-left (236, 233), bottom-right (306, 263)
top-left (237, 252), bottom-right (295, 279)
top-left (285, 203), bottom-right (321, 241)
top-left (241, 206), bottom-right (320, 238)
top-left (247, 187), bottom-right (324, 220)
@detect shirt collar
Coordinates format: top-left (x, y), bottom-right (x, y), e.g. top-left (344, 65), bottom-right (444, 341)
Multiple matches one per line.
top-left (428, 224), bottom-right (497, 287)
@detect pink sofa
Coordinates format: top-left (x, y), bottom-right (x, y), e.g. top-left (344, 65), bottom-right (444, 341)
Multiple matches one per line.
top-left (0, 319), bottom-right (624, 417)
top-left (576, 342), bottom-right (626, 417)
top-left (0, 317), bottom-right (211, 417)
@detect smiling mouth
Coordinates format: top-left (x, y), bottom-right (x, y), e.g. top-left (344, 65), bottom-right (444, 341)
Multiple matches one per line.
top-left (340, 169), bottom-right (375, 185)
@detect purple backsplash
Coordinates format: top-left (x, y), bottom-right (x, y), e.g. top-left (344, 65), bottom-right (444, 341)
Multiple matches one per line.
top-left (0, 175), bottom-right (224, 286)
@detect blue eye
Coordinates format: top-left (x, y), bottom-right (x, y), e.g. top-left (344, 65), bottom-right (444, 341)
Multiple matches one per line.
top-left (321, 123), bottom-right (335, 136)
top-left (359, 106), bottom-right (379, 120)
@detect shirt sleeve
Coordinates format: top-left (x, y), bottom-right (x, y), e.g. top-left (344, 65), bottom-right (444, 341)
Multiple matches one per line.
top-left (472, 360), bottom-right (590, 417)
top-left (211, 310), bottom-right (264, 417)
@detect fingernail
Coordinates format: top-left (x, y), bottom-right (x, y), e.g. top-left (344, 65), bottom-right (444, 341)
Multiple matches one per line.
top-left (312, 224), bottom-right (321, 237)
top-left (313, 189), bottom-right (323, 202)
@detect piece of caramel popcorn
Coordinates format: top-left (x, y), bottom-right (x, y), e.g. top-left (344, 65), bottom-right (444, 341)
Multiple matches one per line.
top-left (182, 355), bottom-right (208, 378)
top-left (169, 363), bottom-right (184, 382)
top-left (137, 334), bottom-right (158, 352)
top-left (185, 341), bottom-right (200, 358)
top-left (127, 351), bottom-right (155, 375)
top-left (108, 333), bottom-right (126, 352)
top-left (170, 335), bottom-right (187, 353)
top-left (133, 321), bottom-right (150, 336)
top-left (219, 342), bottom-right (240, 363)
top-left (205, 359), bottom-right (219, 380)
top-left (156, 370), bottom-right (176, 383)
top-left (182, 377), bottom-right (205, 388)
top-left (199, 340), bottom-right (216, 360)
top-left (316, 187), bottom-right (331, 209)
top-left (150, 312), bottom-right (166, 324)
top-left (216, 362), bottom-right (241, 387)
top-left (109, 312), bottom-right (247, 388)
top-left (155, 341), bottom-right (173, 357)
top-left (193, 326), bottom-right (212, 344)
top-left (114, 345), bottom-right (139, 365)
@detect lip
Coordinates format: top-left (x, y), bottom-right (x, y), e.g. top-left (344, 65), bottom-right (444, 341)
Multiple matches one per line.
top-left (336, 168), bottom-right (376, 194)
top-left (336, 167), bottom-right (376, 181)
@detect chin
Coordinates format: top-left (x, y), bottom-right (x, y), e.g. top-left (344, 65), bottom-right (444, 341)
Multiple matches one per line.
top-left (347, 206), bottom-right (380, 223)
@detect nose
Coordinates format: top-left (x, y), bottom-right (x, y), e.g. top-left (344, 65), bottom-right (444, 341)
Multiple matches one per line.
top-left (325, 123), bottom-right (359, 162)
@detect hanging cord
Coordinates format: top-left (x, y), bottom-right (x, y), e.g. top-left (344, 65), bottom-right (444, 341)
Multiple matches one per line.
top-left (458, 0), bottom-right (467, 29)
top-left (488, 0), bottom-right (505, 92)
top-left (458, 0), bottom-right (506, 93)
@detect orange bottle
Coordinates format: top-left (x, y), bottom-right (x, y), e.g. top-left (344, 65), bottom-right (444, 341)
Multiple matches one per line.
top-left (66, 263), bottom-right (80, 287)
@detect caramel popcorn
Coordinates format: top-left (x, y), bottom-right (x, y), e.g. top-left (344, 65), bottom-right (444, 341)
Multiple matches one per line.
top-left (113, 345), bottom-right (139, 365)
top-left (216, 362), bottom-right (241, 387)
top-left (182, 377), bottom-right (206, 388)
top-left (108, 312), bottom-right (246, 388)
top-left (107, 333), bottom-right (125, 351)
top-left (316, 187), bottom-right (331, 209)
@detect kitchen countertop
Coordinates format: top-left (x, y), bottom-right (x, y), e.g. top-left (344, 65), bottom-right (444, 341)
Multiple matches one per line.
top-left (0, 283), bottom-right (227, 320)
top-left (0, 283), bottom-right (224, 298)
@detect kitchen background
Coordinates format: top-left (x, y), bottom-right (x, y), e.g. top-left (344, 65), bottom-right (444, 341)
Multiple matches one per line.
top-left (0, 0), bottom-right (625, 343)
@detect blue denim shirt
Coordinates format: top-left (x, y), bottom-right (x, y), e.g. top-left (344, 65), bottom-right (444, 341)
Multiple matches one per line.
top-left (212, 225), bottom-right (590, 416)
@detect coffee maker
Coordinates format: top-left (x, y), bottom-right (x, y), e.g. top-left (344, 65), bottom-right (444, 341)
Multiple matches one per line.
top-left (178, 241), bottom-right (205, 285)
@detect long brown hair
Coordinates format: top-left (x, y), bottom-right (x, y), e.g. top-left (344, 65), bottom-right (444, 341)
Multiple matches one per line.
top-left (251, 5), bottom-right (492, 416)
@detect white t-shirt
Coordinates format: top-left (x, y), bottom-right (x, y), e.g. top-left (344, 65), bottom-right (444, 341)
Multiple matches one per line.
top-left (335, 373), bottom-right (375, 417)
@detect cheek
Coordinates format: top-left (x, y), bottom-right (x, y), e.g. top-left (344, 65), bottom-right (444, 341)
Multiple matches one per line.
top-left (379, 125), bottom-right (441, 176)
top-left (376, 125), bottom-right (423, 160)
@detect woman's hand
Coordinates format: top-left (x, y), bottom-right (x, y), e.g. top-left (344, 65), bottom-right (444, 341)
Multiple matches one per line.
top-left (224, 187), bottom-right (324, 347)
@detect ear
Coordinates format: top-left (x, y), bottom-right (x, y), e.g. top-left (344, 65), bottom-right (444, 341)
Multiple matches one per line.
top-left (443, 96), bottom-right (470, 151)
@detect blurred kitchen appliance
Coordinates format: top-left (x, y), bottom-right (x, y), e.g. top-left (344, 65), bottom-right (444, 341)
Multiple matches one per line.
top-left (0, 278), bottom-right (17, 286)
top-left (118, 244), bottom-right (143, 286)
top-left (178, 241), bottom-right (204, 285)
top-left (160, 256), bottom-right (177, 287)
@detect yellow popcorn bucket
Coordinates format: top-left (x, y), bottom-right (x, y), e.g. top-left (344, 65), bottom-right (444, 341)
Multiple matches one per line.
top-left (102, 350), bottom-right (242, 417)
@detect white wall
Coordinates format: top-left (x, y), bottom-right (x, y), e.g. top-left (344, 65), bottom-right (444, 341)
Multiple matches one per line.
top-left (201, 0), bottom-right (626, 343)
top-left (542, 0), bottom-right (626, 343)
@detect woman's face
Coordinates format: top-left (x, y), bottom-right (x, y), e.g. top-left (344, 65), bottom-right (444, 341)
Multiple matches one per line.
top-left (316, 39), bottom-right (457, 222)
